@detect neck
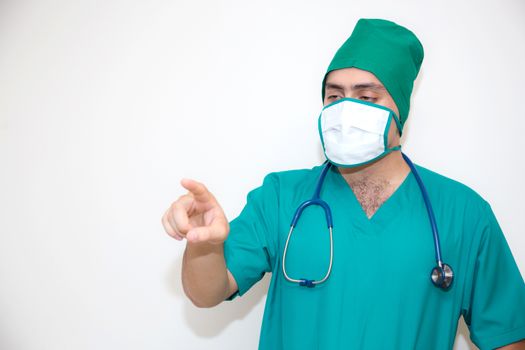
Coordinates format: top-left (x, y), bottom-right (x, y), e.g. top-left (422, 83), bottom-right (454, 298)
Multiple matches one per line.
top-left (337, 151), bottom-right (410, 186)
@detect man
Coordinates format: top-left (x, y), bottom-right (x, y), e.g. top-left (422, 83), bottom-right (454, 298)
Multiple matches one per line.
top-left (162, 19), bottom-right (525, 349)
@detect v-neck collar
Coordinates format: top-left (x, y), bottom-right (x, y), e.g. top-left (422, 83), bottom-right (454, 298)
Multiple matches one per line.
top-left (325, 165), bottom-right (414, 234)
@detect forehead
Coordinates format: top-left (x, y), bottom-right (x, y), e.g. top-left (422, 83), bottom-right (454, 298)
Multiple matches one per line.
top-left (325, 67), bottom-right (383, 87)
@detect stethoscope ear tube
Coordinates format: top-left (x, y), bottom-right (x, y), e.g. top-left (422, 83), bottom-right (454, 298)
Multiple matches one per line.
top-left (282, 225), bottom-right (334, 287)
top-left (282, 163), bottom-right (334, 287)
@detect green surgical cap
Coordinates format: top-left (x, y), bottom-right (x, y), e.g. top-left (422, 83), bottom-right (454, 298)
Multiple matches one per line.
top-left (322, 18), bottom-right (424, 131)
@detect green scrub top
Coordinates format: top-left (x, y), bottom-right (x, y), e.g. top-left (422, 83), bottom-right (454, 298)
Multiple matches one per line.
top-left (224, 163), bottom-right (525, 350)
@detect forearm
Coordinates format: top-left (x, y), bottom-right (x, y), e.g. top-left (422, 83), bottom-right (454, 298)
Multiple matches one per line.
top-left (181, 242), bottom-right (232, 308)
top-left (497, 339), bottom-right (525, 350)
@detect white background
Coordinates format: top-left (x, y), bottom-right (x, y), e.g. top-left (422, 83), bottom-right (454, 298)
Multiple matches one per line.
top-left (1, 0), bottom-right (524, 349)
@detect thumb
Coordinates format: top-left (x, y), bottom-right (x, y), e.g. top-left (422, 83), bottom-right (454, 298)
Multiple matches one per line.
top-left (186, 217), bottom-right (229, 244)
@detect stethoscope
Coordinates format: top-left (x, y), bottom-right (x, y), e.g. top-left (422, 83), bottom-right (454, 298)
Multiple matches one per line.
top-left (282, 153), bottom-right (454, 290)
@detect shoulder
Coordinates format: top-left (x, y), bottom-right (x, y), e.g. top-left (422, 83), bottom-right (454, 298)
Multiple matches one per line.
top-left (242, 164), bottom-right (325, 205)
top-left (260, 164), bottom-right (326, 191)
top-left (414, 163), bottom-right (489, 209)
top-left (412, 163), bottom-right (497, 233)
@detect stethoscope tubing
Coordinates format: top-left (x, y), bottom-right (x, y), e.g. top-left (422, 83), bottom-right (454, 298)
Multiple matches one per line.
top-left (401, 153), bottom-right (444, 266)
top-left (282, 154), bottom-right (452, 288)
top-left (283, 161), bottom-right (334, 287)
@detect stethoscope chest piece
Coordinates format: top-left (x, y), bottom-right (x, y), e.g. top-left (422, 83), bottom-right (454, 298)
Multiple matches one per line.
top-left (431, 263), bottom-right (454, 290)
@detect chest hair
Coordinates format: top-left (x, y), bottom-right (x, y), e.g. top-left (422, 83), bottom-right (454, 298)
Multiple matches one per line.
top-left (349, 178), bottom-right (395, 218)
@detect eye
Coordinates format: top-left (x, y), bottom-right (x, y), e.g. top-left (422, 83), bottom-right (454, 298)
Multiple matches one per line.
top-left (359, 96), bottom-right (377, 102)
top-left (327, 95), bottom-right (342, 101)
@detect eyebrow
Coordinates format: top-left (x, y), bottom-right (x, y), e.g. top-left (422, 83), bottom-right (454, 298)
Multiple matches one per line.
top-left (325, 82), bottom-right (386, 92)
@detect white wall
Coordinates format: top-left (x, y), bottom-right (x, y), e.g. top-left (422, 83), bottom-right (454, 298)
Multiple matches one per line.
top-left (0, 0), bottom-right (524, 349)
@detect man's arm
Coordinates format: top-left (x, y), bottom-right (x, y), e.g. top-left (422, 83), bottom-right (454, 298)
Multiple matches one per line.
top-left (497, 339), bottom-right (525, 350)
top-left (162, 179), bottom-right (237, 307)
top-left (181, 242), bottom-right (238, 307)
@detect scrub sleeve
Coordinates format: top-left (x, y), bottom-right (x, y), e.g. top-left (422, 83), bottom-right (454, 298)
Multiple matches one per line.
top-left (462, 202), bottom-right (525, 349)
top-left (224, 174), bottom-right (278, 300)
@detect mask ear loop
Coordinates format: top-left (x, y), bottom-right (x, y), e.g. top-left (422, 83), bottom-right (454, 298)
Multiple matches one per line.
top-left (383, 111), bottom-right (403, 153)
top-left (387, 145), bottom-right (402, 152)
top-left (391, 111), bottom-right (404, 138)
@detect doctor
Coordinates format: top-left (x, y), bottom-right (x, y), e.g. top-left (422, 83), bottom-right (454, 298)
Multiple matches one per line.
top-left (162, 19), bottom-right (525, 350)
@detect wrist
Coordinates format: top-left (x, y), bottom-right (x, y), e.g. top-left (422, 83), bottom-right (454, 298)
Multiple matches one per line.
top-left (184, 240), bottom-right (224, 257)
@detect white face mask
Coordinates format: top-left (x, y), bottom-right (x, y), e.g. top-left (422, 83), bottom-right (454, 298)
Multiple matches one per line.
top-left (318, 98), bottom-right (401, 167)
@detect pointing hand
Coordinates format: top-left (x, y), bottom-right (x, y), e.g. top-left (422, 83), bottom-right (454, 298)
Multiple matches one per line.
top-left (162, 179), bottom-right (229, 244)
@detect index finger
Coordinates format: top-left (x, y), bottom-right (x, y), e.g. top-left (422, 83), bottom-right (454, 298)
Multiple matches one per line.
top-left (181, 178), bottom-right (212, 203)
